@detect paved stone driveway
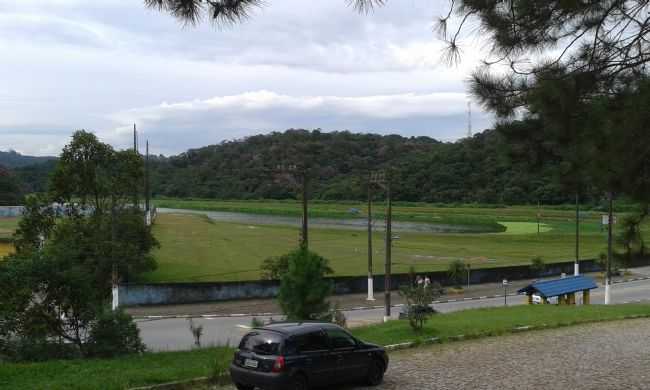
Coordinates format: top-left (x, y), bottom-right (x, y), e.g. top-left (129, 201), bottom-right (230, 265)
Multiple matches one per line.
top-left (222, 319), bottom-right (650, 390)
top-left (349, 319), bottom-right (650, 390)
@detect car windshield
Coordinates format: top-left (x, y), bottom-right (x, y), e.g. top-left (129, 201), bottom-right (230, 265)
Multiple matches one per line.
top-left (239, 331), bottom-right (283, 355)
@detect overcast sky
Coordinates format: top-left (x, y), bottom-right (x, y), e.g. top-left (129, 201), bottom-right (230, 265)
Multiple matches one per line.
top-left (0, 0), bottom-right (494, 156)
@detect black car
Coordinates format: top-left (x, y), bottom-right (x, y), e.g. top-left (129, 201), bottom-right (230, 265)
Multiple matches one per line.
top-left (230, 321), bottom-right (389, 390)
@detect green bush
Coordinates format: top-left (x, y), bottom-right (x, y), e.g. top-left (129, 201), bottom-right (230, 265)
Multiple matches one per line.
top-left (0, 337), bottom-right (80, 363)
top-left (261, 253), bottom-right (291, 280)
top-left (399, 283), bottom-right (443, 331)
top-left (86, 309), bottom-right (145, 358)
top-left (278, 248), bottom-right (333, 320)
top-left (447, 260), bottom-right (466, 287)
top-left (530, 256), bottom-right (545, 276)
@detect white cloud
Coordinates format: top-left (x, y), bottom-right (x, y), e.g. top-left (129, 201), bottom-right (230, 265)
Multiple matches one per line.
top-left (0, 0), bottom-right (494, 156)
top-left (100, 90), bottom-right (491, 155)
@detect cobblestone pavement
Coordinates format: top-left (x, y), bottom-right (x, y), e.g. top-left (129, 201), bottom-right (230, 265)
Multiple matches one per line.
top-left (221, 319), bottom-right (650, 390)
top-left (348, 319), bottom-right (650, 390)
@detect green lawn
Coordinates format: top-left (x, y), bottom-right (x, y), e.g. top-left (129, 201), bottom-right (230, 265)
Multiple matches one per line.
top-left (143, 212), bottom-right (613, 283)
top-left (0, 347), bottom-right (234, 390)
top-left (154, 198), bottom-right (606, 224)
top-left (0, 217), bottom-right (18, 241)
top-left (3, 305), bottom-right (650, 390)
top-left (350, 304), bottom-right (650, 346)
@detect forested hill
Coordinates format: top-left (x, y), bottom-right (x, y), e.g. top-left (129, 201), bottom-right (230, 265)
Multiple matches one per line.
top-left (149, 129), bottom-right (575, 204)
top-left (0, 150), bottom-right (55, 168)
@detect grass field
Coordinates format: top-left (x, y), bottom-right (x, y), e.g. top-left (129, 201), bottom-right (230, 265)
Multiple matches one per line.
top-left (351, 304), bottom-right (650, 346)
top-left (3, 304), bottom-right (650, 390)
top-left (143, 211), bottom-right (616, 283)
top-left (0, 346), bottom-right (233, 390)
top-left (0, 203), bottom-right (637, 283)
top-left (0, 217), bottom-right (18, 241)
top-left (154, 198), bottom-right (605, 224)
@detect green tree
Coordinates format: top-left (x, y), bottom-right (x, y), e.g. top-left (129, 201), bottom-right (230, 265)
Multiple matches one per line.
top-left (277, 248), bottom-right (333, 320)
top-left (447, 260), bottom-right (466, 288)
top-left (260, 253), bottom-right (290, 280)
top-left (530, 256), bottom-right (546, 277)
top-left (0, 166), bottom-right (22, 206)
top-left (399, 282), bottom-right (442, 332)
top-left (0, 131), bottom-right (156, 360)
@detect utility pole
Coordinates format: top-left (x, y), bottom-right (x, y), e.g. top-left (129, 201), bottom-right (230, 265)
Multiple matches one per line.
top-left (132, 124), bottom-right (139, 210)
top-left (605, 192), bottom-right (613, 304)
top-left (369, 170), bottom-right (391, 321)
top-left (301, 170), bottom-right (308, 250)
top-left (277, 164), bottom-right (308, 249)
top-left (537, 201), bottom-right (541, 235)
top-left (367, 174), bottom-right (375, 301)
top-left (575, 192), bottom-right (580, 275)
top-left (145, 140), bottom-right (151, 225)
top-left (111, 201), bottom-right (119, 311)
top-left (384, 178), bottom-right (392, 322)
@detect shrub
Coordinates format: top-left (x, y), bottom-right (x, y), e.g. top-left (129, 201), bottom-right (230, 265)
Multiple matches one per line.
top-left (278, 248), bottom-right (333, 320)
top-left (261, 253), bottom-right (290, 280)
top-left (399, 283), bottom-right (442, 332)
top-left (0, 337), bottom-right (80, 362)
top-left (530, 256), bottom-right (545, 276)
top-left (251, 317), bottom-right (265, 327)
top-left (331, 304), bottom-right (347, 328)
top-left (210, 348), bottom-right (232, 386)
top-left (86, 309), bottom-right (145, 358)
top-left (187, 318), bottom-right (204, 348)
top-left (447, 260), bottom-right (466, 287)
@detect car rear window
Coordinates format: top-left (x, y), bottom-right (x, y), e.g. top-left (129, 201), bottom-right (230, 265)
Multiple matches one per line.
top-left (239, 331), bottom-right (284, 355)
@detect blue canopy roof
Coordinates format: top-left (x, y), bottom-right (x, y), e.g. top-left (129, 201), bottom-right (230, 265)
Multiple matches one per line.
top-left (517, 276), bottom-right (598, 298)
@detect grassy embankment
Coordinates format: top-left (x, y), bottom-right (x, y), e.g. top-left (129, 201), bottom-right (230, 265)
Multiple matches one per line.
top-left (155, 198), bottom-right (609, 226)
top-left (3, 304), bottom-right (650, 390)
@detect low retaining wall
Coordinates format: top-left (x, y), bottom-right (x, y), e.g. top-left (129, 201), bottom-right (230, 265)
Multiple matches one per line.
top-left (120, 259), bottom-right (603, 306)
top-left (0, 206), bottom-right (24, 218)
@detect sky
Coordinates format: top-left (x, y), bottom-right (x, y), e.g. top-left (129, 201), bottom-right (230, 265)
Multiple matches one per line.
top-left (0, 0), bottom-right (494, 157)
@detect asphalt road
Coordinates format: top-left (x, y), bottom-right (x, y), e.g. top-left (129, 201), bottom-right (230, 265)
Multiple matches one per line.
top-left (137, 279), bottom-right (650, 351)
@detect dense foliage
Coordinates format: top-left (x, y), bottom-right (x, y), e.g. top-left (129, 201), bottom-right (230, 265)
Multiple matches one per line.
top-left (277, 248), bottom-right (333, 320)
top-left (147, 129), bottom-right (587, 205)
top-left (0, 166), bottom-right (22, 206)
top-left (0, 131), bottom-right (155, 361)
top-left (0, 150), bottom-right (54, 168)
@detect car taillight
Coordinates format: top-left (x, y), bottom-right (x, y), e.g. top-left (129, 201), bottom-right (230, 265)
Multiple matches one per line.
top-left (271, 356), bottom-right (285, 373)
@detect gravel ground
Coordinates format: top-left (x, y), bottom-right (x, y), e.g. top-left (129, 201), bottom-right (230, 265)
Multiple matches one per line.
top-left (219, 318), bottom-right (650, 390)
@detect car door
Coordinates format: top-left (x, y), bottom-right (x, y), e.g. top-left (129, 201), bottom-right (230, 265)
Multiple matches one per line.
top-left (325, 327), bottom-right (369, 381)
top-left (294, 330), bottom-right (335, 386)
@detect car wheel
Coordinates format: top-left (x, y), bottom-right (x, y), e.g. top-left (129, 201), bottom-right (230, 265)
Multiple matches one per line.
top-left (234, 383), bottom-right (254, 390)
top-left (366, 359), bottom-right (385, 386)
top-left (290, 373), bottom-right (309, 390)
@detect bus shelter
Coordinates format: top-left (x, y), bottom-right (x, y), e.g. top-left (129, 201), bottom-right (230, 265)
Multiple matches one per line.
top-left (518, 275), bottom-right (598, 305)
